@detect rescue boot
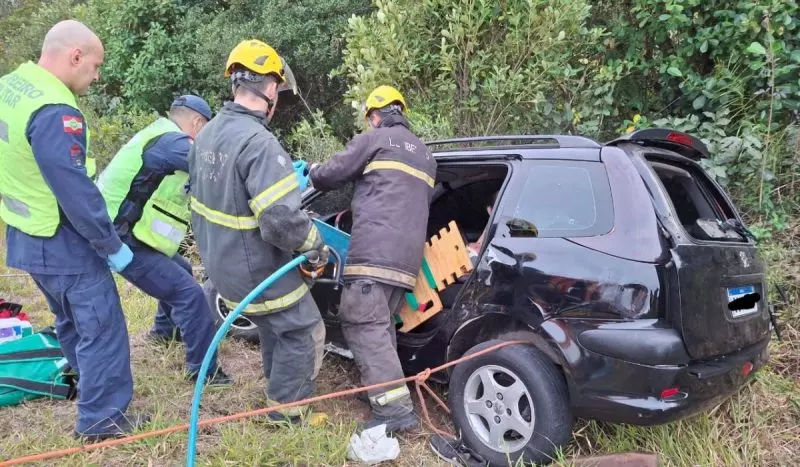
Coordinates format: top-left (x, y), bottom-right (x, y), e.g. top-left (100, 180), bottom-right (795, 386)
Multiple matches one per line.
top-left (362, 411), bottom-right (419, 435)
top-left (187, 366), bottom-right (233, 386)
top-left (73, 412), bottom-right (151, 443)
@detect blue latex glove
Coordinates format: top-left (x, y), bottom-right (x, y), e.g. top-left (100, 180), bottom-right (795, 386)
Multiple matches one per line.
top-left (293, 160), bottom-right (310, 191)
top-left (107, 243), bottom-right (134, 273)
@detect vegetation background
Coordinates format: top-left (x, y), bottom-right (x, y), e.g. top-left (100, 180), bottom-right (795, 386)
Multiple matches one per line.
top-left (0, 0), bottom-right (798, 465)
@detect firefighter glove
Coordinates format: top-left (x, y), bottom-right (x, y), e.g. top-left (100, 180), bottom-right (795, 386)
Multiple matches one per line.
top-left (293, 160), bottom-right (310, 191)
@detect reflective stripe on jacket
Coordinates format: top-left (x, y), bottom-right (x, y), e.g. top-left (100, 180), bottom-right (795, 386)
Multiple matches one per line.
top-left (310, 115), bottom-right (437, 290)
top-left (189, 102), bottom-right (322, 314)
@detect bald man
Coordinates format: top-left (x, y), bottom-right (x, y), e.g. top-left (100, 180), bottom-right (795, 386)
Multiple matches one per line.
top-left (0, 20), bottom-right (144, 441)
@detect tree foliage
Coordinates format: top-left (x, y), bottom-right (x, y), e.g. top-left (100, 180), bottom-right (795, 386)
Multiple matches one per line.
top-left (337, 0), bottom-right (798, 228)
top-left (336, 0), bottom-right (621, 137)
top-left (1, 0), bottom-right (797, 232)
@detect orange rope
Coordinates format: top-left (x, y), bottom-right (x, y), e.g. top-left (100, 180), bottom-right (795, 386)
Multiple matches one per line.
top-left (0, 340), bottom-right (525, 466)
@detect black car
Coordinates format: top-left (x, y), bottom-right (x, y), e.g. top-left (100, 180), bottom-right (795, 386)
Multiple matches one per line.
top-left (203, 129), bottom-right (773, 465)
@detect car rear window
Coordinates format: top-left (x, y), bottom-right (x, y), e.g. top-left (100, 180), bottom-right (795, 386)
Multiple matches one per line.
top-left (512, 161), bottom-right (613, 238)
top-left (647, 156), bottom-right (746, 242)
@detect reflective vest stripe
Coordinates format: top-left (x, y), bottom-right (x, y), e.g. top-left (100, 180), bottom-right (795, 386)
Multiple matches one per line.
top-left (190, 196), bottom-right (258, 230)
top-left (149, 218), bottom-right (186, 245)
top-left (220, 282), bottom-right (309, 315)
top-left (248, 173), bottom-right (298, 217)
top-left (1, 196), bottom-right (31, 218)
top-left (364, 160), bottom-right (435, 188)
top-left (343, 265), bottom-right (417, 289)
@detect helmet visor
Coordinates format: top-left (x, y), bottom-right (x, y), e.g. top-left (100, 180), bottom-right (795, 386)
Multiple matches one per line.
top-left (277, 58), bottom-right (298, 95)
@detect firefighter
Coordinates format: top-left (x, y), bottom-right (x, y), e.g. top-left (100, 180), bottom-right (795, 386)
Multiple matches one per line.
top-left (308, 85), bottom-right (437, 433)
top-left (0, 20), bottom-right (144, 441)
top-left (188, 39), bottom-right (328, 423)
top-left (95, 95), bottom-right (231, 386)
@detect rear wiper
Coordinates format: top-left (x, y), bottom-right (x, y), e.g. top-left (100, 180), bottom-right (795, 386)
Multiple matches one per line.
top-left (721, 218), bottom-right (757, 241)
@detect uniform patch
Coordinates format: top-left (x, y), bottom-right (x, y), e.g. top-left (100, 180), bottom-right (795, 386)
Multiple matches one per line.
top-left (69, 144), bottom-right (84, 168)
top-left (62, 116), bottom-right (84, 135)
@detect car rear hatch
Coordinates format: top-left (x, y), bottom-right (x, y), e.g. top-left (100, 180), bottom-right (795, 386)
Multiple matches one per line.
top-left (609, 129), bottom-right (771, 360)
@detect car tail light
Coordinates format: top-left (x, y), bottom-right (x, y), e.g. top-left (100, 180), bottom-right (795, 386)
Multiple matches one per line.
top-left (660, 387), bottom-right (680, 399)
top-left (742, 361), bottom-right (754, 377)
top-left (666, 132), bottom-right (694, 147)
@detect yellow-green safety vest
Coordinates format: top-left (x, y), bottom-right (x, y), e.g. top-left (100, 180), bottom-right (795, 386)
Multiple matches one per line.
top-left (96, 117), bottom-right (191, 257)
top-left (0, 61), bottom-right (95, 237)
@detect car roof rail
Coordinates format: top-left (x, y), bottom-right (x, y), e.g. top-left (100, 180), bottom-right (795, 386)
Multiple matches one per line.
top-left (425, 135), bottom-right (601, 152)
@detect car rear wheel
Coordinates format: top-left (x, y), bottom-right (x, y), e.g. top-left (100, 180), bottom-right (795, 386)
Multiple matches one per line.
top-left (448, 339), bottom-right (572, 465)
top-left (201, 280), bottom-right (260, 345)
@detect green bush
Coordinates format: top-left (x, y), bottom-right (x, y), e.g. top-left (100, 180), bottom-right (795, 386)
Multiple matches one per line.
top-left (82, 108), bottom-right (158, 173)
top-left (0, 0), bottom-right (87, 76)
top-left (286, 110), bottom-right (344, 164)
top-left (336, 0), bottom-right (618, 137)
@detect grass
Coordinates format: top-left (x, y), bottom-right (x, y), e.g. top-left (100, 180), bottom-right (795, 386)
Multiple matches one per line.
top-left (1, 222), bottom-right (799, 466)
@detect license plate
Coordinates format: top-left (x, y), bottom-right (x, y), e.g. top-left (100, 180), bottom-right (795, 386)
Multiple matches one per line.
top-left (727, 285), bottom-right (759, 318)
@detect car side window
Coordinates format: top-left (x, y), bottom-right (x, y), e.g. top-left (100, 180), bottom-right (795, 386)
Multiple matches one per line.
top-left (512, 161), bottom-right (613, 238)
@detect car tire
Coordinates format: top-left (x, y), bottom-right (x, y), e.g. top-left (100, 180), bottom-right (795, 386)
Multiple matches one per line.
top-left (201, 279), bottom-right (260, 345)
top-left (448, 339), bottom-right (572, 466)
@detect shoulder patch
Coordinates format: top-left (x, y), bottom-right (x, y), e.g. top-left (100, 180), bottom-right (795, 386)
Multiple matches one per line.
top-left (62, 115), bottom-right (84, 135)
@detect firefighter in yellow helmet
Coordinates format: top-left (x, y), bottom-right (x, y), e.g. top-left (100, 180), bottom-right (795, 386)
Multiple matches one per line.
top-left (307, 85), bottom-right (437, 433)
top-left (188, 39), bottom-right (328, 424)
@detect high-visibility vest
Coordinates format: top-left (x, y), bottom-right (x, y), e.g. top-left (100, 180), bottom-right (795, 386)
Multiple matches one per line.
top-left (0, 62), bottom-right (95, 237)
top-left (96, 117), bottom-right (191, 257)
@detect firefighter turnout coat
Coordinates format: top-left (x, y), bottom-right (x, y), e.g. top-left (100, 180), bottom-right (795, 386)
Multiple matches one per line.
top-left (189, 102), bottom-right (322, 314)
top-left (310, 115), bottom-right (437, 290)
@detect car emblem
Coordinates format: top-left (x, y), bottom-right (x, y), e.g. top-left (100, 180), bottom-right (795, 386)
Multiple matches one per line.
top-left (739, 251), bottom-right (750, 268)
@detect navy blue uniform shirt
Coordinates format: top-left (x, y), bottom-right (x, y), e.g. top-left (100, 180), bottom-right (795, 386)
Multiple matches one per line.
top-left (5, 104), bottom-right (122, 275)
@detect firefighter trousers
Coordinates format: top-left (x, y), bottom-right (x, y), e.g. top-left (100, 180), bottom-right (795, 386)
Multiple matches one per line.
top-left (247, 293), bottom-right (322, 416)
top-left (339, 279), bottom-right (413, 418)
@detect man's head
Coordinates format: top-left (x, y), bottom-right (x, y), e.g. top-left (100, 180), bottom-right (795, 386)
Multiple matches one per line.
top-left (169, 95), bottom-right (212, 139)
top-left (224, 39), bottom-right (296, 121)
top-left (38, 20), bottom-right (104, 96)
top-left (364, 85), bottom-right (406, 129)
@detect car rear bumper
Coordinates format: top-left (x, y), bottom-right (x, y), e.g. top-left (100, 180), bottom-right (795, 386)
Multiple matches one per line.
top-left (570, 337), bottom-right (770, 425)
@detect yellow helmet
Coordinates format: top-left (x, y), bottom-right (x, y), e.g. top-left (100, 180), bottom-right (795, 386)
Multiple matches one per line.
top-left (364, 85), bottom-right (407, 119)
top-left (225, 39), bottom-right (297, 94)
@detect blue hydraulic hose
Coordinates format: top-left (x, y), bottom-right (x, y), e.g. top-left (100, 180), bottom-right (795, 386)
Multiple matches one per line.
top-left (186, 255), bottom-right (308, 467)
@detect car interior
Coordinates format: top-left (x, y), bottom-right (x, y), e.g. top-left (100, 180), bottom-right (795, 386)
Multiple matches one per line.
top-left (647, 157), bottom-right (746, 242)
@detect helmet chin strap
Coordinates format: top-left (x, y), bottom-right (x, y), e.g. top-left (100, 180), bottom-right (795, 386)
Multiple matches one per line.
top-left (235, 79), bottom-right (276, 114)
